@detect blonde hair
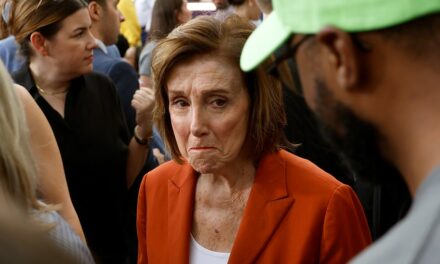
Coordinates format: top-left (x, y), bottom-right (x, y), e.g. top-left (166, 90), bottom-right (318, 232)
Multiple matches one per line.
top-left (152, 15), bottom-right (287, 163)
top-left (0, 61), bottom-right (41, 211)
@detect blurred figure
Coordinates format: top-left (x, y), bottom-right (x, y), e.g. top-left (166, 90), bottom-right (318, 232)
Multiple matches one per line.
top-left (138, 0), bottom-right (192, 88)
top-left (1, 0), bottom-right (85, 241)
top-left (86, 0), bottom-right (140, 132)
top-left (0, 60), bottom-right (93, 263)
top-left (134, 0), bottom-right (155, 44)
top-left (254, 0), bottom-right (270, 17)
top-left (213, 0), bottom-right (228, 9)
top-left (137, 15), bottom-right (371, 264)
top-left (0, 36), bottom-right (23, 72)
top-left (228, 0), bottom-right (260, 22)
top-left (118, 0), bottom-right (142, 48)
top-left (212, 0), bottom-right (233, 20)
top-left (241, 0), bottom-right (440, 263)
top-left (4, 0), bottom-right (154, 262)
top-left (0, 192), bottom-right (79, 264)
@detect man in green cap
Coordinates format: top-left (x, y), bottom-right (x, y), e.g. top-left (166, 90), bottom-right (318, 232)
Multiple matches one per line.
top-left (241, 0), bottom-right (440, 263)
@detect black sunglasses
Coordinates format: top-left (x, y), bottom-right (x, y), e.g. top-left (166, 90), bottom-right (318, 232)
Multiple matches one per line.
top-left (265, 35), bottom-right (311, 95)
top-left (265, 34), bottom-right (371, 95)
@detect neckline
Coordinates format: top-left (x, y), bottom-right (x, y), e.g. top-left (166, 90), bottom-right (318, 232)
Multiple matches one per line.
top-left (190, 234), bottom-right (231, 257)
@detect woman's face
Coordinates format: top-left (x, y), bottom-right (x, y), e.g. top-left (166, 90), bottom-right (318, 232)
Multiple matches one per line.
top-left (43, 8), bottom-right (96, 78)
top-left (166, 55), bottom-right (250, 174)
top-left (176, 1), bottom-right (192, 24)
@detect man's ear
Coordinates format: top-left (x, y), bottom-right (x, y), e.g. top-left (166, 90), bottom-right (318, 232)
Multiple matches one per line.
top-left (316, 27), bottom-right (362, 91)
top-left (29, 32), bottom-right (48, 56)
top-left (88, 1), bottom-right (102, 22)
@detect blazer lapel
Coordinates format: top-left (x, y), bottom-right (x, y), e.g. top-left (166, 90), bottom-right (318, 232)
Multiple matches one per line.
top-left (228, 151), bottom-right (294, 264)
top-left (168, 163), bottom-right (197, 264)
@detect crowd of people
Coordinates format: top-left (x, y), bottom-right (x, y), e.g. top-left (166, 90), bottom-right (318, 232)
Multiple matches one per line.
top-left (0, 0), bottom-right (439, 263)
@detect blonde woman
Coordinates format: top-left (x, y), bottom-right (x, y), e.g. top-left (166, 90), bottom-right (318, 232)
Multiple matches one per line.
top-left (0, 60), bottom-right (94, 263)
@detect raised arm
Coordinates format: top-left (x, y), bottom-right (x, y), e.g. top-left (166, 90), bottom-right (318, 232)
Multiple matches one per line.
top-left (126, 86), bottom-right (155, 187)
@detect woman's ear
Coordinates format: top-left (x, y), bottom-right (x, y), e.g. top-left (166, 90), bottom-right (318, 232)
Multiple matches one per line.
top-left (29, 32), bottom-right (48, 56)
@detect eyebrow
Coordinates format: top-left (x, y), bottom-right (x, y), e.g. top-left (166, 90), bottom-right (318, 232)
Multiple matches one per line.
top-left (167, 88), bottom-right (231, 96)
top-left (72, 26), bottom-right (88, 34)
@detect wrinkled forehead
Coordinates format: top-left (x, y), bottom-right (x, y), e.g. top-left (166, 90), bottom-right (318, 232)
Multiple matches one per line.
top-left (165, 54), bottom-right (246, 94)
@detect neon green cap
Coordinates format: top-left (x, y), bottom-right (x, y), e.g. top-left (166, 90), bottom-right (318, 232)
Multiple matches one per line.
top-left (240, 0), bottom-right (440, 71)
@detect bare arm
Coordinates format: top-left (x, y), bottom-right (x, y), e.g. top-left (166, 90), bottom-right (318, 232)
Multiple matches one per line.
top-left (15, 85), bottom-right (86, 241)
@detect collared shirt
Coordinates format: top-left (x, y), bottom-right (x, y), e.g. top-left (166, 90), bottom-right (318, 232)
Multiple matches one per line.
top-left (13, 66), bottom-right (130, 263)
top-left (95, 38), bottom-right (108, 54)
top-left (94, 38), bottom-right (121, 58)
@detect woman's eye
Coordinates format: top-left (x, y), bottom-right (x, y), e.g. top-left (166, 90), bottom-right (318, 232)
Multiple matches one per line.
top-left (172, 99), bottom-right (189, 108)
top-left (75, 31), bottom-right (84, 38)
top-left (212, 98), bottom-right (227, 107)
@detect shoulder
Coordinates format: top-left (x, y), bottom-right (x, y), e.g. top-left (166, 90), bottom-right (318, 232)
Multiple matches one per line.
top-left (0, 36), bottom-right (17, 50)
top-left (139, 42), bottom-right (156, 63)
top-left (81, 72), bottom-right (118, 100)
top-left (83, 72), bottom-right (113, 86)
top-left (93, 53), bottom-right (137, 82)
top-left (143, 160), bottom-right (185, 185)
top-left (278, 149), bottom-right (345, 193)
top-left (37, 211), bottom-right (95, 263)
top-left (92, 49), bottom-right (119, 71)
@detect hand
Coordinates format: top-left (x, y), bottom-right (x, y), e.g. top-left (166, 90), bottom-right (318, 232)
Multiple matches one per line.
top-left (152, 148), bottom-right (166, 164)
top-left (131, 87), bottom-right (155, 136)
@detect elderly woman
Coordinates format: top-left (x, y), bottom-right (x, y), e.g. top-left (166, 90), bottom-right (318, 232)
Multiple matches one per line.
top-left (137, 16), bottom-right (371, 263)
top-left (3, 0), bottom-right (154, 261)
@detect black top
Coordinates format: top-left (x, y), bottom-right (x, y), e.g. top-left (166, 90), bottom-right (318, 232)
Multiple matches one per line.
top-left (13, 66), bottom-right (130, 263)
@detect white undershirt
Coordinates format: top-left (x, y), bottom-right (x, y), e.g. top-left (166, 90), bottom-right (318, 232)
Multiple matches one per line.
top-left (189, 235), bottom-right (230, 264)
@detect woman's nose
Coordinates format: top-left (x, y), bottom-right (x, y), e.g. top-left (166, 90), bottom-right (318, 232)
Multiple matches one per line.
top-left (190, 107), bottom-right (209, 137)
top-left (87, 31), bottom-right (98, 49)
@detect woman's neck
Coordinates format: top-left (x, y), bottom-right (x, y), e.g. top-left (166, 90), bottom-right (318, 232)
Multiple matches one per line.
top-left (29, 60), bottom-right (70, 94)
top-left (198, 160), bottom-right (256, 194)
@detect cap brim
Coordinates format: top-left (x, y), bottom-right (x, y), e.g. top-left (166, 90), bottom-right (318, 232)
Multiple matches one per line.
top-left (240, 12), bottom-right (292, 72)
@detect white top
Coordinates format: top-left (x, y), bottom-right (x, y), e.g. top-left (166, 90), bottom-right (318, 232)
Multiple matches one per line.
top-left (134, 0), bottom-right (155, 29)
top-left (189, 235), bottom-right (230, 264)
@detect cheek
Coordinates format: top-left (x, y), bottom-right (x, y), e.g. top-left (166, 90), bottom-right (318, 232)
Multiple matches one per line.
top-left (170, 115), bottom-right (190, 155)
top-left (217, 110), bottom-right (249, 152)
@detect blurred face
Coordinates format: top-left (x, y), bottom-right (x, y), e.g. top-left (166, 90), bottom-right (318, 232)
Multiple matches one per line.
top-left (100, 0), bottom-right (124, 45)
top-left (44, 8), bottom-right (96, 78)
top-left (279, 36), bottom-right (402, 185)
top-left (249, 0), bottom-right (261, 21)
top-left (166, 55), bottom-right (250, 174)
top-left (176, 1), bottom-right (192, 24)
top-left (213, 0), bottom-right (228, 10)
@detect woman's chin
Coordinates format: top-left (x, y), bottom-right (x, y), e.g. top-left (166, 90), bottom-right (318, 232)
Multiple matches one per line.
top-left (189, 158), bottom-right (222, 174)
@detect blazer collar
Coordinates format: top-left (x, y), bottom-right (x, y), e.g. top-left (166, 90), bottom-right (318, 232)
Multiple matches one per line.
top-left (167, 150), bottom-right (294, 263)
top-left (168, 163), bottom-right (197, 264)
top-left (229, 150), bottom-right (294, 263)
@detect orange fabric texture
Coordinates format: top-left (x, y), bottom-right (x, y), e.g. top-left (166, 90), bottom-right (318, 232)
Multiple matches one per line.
top-left (137, 150), bottom-right (372, 263)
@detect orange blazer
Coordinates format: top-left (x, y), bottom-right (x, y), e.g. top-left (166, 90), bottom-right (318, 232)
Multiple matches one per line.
top-left (137, 150), bottom-right (371, 263)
